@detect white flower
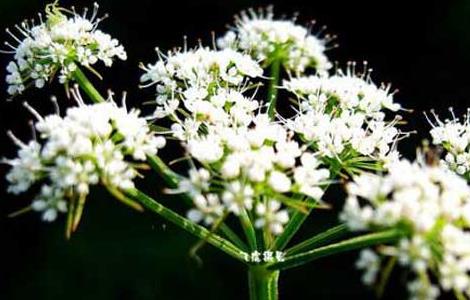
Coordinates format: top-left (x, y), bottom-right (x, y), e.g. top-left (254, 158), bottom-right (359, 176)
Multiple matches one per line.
top-left (222, 181), bottom-right (255, 215)
top-left (187, 194), bottom-right (224, 225)
top-left (187, 134), bottom-right (224, 163)
top-left (293, 153), bottom-right (329, 199)
top-left (4, 139), bottom-right (42, 194)
top-left (355, 249), bottom-right (381, 285)
top-left (427, 109), bottom-right (470, 177)
top-left (284, 70), bottom-right (401, 114)
top-left (31, 185), bottom-right (67, 222)
top-left (4, 2), bottom-right (126, 95)
top-left (140, 47), bottom-right (262, 119)
top-left (255, 200), bottom-right (289, 235)
top-left (177, 111), bottom-right (329, 235)
top-left (4, 98), bottom-right (164, 222)
top-left (285, 67), bottom-right (405, 172)
top-left (218, 7), bottom-right (331, 74)
top-left (407, 279), bottom-right (440, 300)
top-left (342, 157), bottom-right (470, 299)
top-left (268, 171), bottom-right (291, 193)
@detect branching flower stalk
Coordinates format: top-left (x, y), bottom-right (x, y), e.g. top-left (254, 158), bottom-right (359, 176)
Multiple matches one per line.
top-left (4, 3), bottom-right (470, 300)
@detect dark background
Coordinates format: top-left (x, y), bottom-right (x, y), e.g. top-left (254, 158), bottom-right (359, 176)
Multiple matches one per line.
top-left (1, 0), bottom-right (469, 299)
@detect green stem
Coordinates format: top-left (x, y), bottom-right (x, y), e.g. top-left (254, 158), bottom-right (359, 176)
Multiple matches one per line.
top-left (248, 265), bottom-right (279, 300)
top-left (147, 155), bottom-right (251, 253)
top-left (268, 229), bottom-right (404, 271)
top-left (72, 67), bottom-right (106, 103)
top-left (266, 58), bottom-right (281, 119)
top-left (147, 154), bottom-right (181, 188)
top-left (272, 187), bottom-right (329, 251)
top-left (125, 188), bottom-right (247, 263)
top-left (240, 209), bottom-right (258, 251)
top-left (106, 185), bottom-right (144, 212)
top-left (271, 208), bottom-right (310, 251)
top-left (220, 223), bottom-right (249, 252)
top-left (285, 224), bottom-right (350, 256)
top-left (376, 256), bottom-right (397, 298)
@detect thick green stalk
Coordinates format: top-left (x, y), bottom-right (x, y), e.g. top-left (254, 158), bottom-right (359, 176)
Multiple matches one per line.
top-left (268, 229), bottom-right (404, 271)
top-left (72, 67), bottom-right (106, 103)
top-left (266, 58), bottom-right (282, 119)
top-left (285, 224), bottom-right (350, 255)
top-left (248, 265), bottom-right (279, 300)
top-left (125, 188), bottom-right (247, 263)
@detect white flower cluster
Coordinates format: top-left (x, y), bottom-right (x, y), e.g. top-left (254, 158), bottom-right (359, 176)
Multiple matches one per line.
top-left (217, 7), bottom-right (331, 74)
top-left (140, 47), bottom-right (263, 119)
top-left (284, 68), bottom-right (404, 172)
top-left (4, 2), bottom-right (127, 95)
top-left (428, 110), bottom-right (470, 178)
top-left (340, 158), bottom-right (470, 299)
top-left (178, 114), bottom-right (330, 235)
top-left (4, 101), bottom-right (165, 221)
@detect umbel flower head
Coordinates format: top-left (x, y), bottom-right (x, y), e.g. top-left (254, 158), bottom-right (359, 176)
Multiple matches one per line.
top-left (140, 46), bottom-right (263, 120)
top-left (217, 6), bottom-right (332, 74)
top-left (340, 156), bottom-right (470, 300)
top-left (284, 64), bottom-right (406, 175)
top-left (3, 92), bottom-right (165, 229)
top-left (175, 112), bottom-right (330, 236)
top-left (3, 1), bottom-right (127, 96)
top-left (427, 109), bottom-right (470, 179)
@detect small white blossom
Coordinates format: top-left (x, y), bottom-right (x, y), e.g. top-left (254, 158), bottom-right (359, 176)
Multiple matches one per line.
top-left (176, 112), bottom-right (328, 234)
top-left (407, 279), bottom-right (440, 300)
top-left (341, 157), bottom-right (470, 299)
top-left (255, 200), bottom-right (289, 235)
top-left (268, 171), bottom-right (292, 193)
top-left (428, 109), bottom-right (470, 178)
top-left (4, 98), bottom-right (164, 222)
top-left (218, 6), bottom-right (331, 74)
top-left (187, 194), bottom-right (224, 225)
top-left (140, 47), bottom-right (262, 119)
top-left (222, 181), bottom-right (255, 215)
top-left (285, 67), bottom-right (405, 173)
top-left (3, 139), bottom-right (42, 194)
top-left (356, 249), bottom-right (381, 285)
top-left (31, 185), bottom-right (67, 222)
top-left (4, 2), bottom-right (126, 96)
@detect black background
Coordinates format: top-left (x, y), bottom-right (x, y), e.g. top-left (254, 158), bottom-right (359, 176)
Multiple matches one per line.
top-left (1, 0), bottom-right (469, 299)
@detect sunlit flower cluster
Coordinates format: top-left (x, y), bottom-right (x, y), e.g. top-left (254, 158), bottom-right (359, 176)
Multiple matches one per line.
top-left (217, 7), bottom-right (331, 74)
top-left (176, 113), bottom-right (330, 235)
top-left (4, 98), bottom-right (165, 221)
top-left (428, 110), bottom-right (470, 178)
top-left (284, 68), bottom-right (405, 173)
top-left (4, 2), bottom-right (126, 96)
top-left (341, 158), bottom-right (470, 299)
